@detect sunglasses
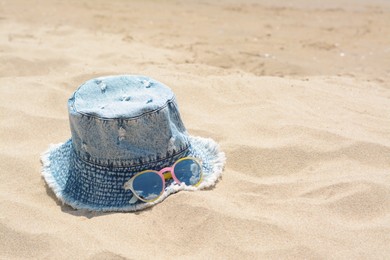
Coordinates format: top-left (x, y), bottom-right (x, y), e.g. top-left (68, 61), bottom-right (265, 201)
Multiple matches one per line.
top-left (123, 157), bottom-right (203, 203)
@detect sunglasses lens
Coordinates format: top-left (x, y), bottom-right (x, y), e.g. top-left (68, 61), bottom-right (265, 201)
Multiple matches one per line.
top-left (132, 171), bottom-right (163, 201)
top-left (174, 158), bottom-right (202, 186)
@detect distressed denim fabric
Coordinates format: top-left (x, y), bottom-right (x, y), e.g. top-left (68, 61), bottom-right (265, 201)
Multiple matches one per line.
top-left (41, 75), bottom-right (225, 212)
top-left (68, 75), bottom-right (189, 167)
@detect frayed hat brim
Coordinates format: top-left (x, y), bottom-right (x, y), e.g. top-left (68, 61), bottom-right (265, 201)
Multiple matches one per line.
top-left (41, 136), bottom-right (225, 212)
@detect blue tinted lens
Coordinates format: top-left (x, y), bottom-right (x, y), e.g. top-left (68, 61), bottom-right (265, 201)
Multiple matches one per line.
top-left (132, 171), bottom-right (163, 201)
top-left (174, 159), bottom-right (202, 186)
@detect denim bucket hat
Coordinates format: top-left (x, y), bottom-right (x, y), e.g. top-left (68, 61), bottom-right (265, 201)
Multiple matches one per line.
top-left (41, 75), bottom-right (225, 211)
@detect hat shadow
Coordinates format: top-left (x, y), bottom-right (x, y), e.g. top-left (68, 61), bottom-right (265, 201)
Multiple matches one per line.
top-left (43, 181), bottom-right (153, 218)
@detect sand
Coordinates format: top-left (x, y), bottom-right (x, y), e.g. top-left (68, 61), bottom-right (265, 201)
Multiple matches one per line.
top-left (1, 0), bottom-right (390, 258)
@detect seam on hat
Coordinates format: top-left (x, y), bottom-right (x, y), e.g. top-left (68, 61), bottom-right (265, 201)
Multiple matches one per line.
top-left (70, 93), bottom-right (177, 121)
top-left (73, 144), bottom-right (191, 169)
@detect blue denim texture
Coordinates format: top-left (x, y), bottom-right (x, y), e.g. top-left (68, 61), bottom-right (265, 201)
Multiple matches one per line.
top-left (41, 75), bottom-right (225, 211)
top-left (68, 75), bottom-right (189, 167)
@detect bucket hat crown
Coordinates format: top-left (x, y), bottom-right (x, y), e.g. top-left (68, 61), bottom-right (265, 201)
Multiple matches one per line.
top-left (41, 75), bottom-right (225, 211)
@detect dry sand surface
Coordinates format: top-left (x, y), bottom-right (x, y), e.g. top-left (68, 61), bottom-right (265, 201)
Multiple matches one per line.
top-left (1, 0), bottom-right (390, 259)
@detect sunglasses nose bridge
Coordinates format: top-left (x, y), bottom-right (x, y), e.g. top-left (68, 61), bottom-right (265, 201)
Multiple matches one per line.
top-left (159, 166), bottom-right (178, 181)
top-left (158, 167), bottom-right (172, 175)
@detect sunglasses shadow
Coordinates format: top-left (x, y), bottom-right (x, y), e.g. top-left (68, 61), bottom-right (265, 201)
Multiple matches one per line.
top-left (43, 180), bottom-right (155, 218)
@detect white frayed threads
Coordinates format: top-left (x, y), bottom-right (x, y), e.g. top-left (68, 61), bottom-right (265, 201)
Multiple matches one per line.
top-left (189, 136), bottom-right (226, 189)
top-left (99, 82), bottom-right (107, 93)
top-left (141, 79), bottom-right (152, 88)
top-left (81, 142), bottom-right (88, 151)
top-left (168, 136), bottom-right (177, 150)
top-left (121, 95), bottom-right (131, 101)
top-left (118, 127), bottom-right (126, 141)
top-left (40, 142), bottom-right (66, 202)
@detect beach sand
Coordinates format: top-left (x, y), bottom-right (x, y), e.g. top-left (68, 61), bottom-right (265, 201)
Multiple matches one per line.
top-left (1, 0), bottom-right (390, 258)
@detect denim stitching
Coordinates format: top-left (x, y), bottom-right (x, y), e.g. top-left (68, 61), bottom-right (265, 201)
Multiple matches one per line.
top-left (72, 142), bottom-right (191, 168)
